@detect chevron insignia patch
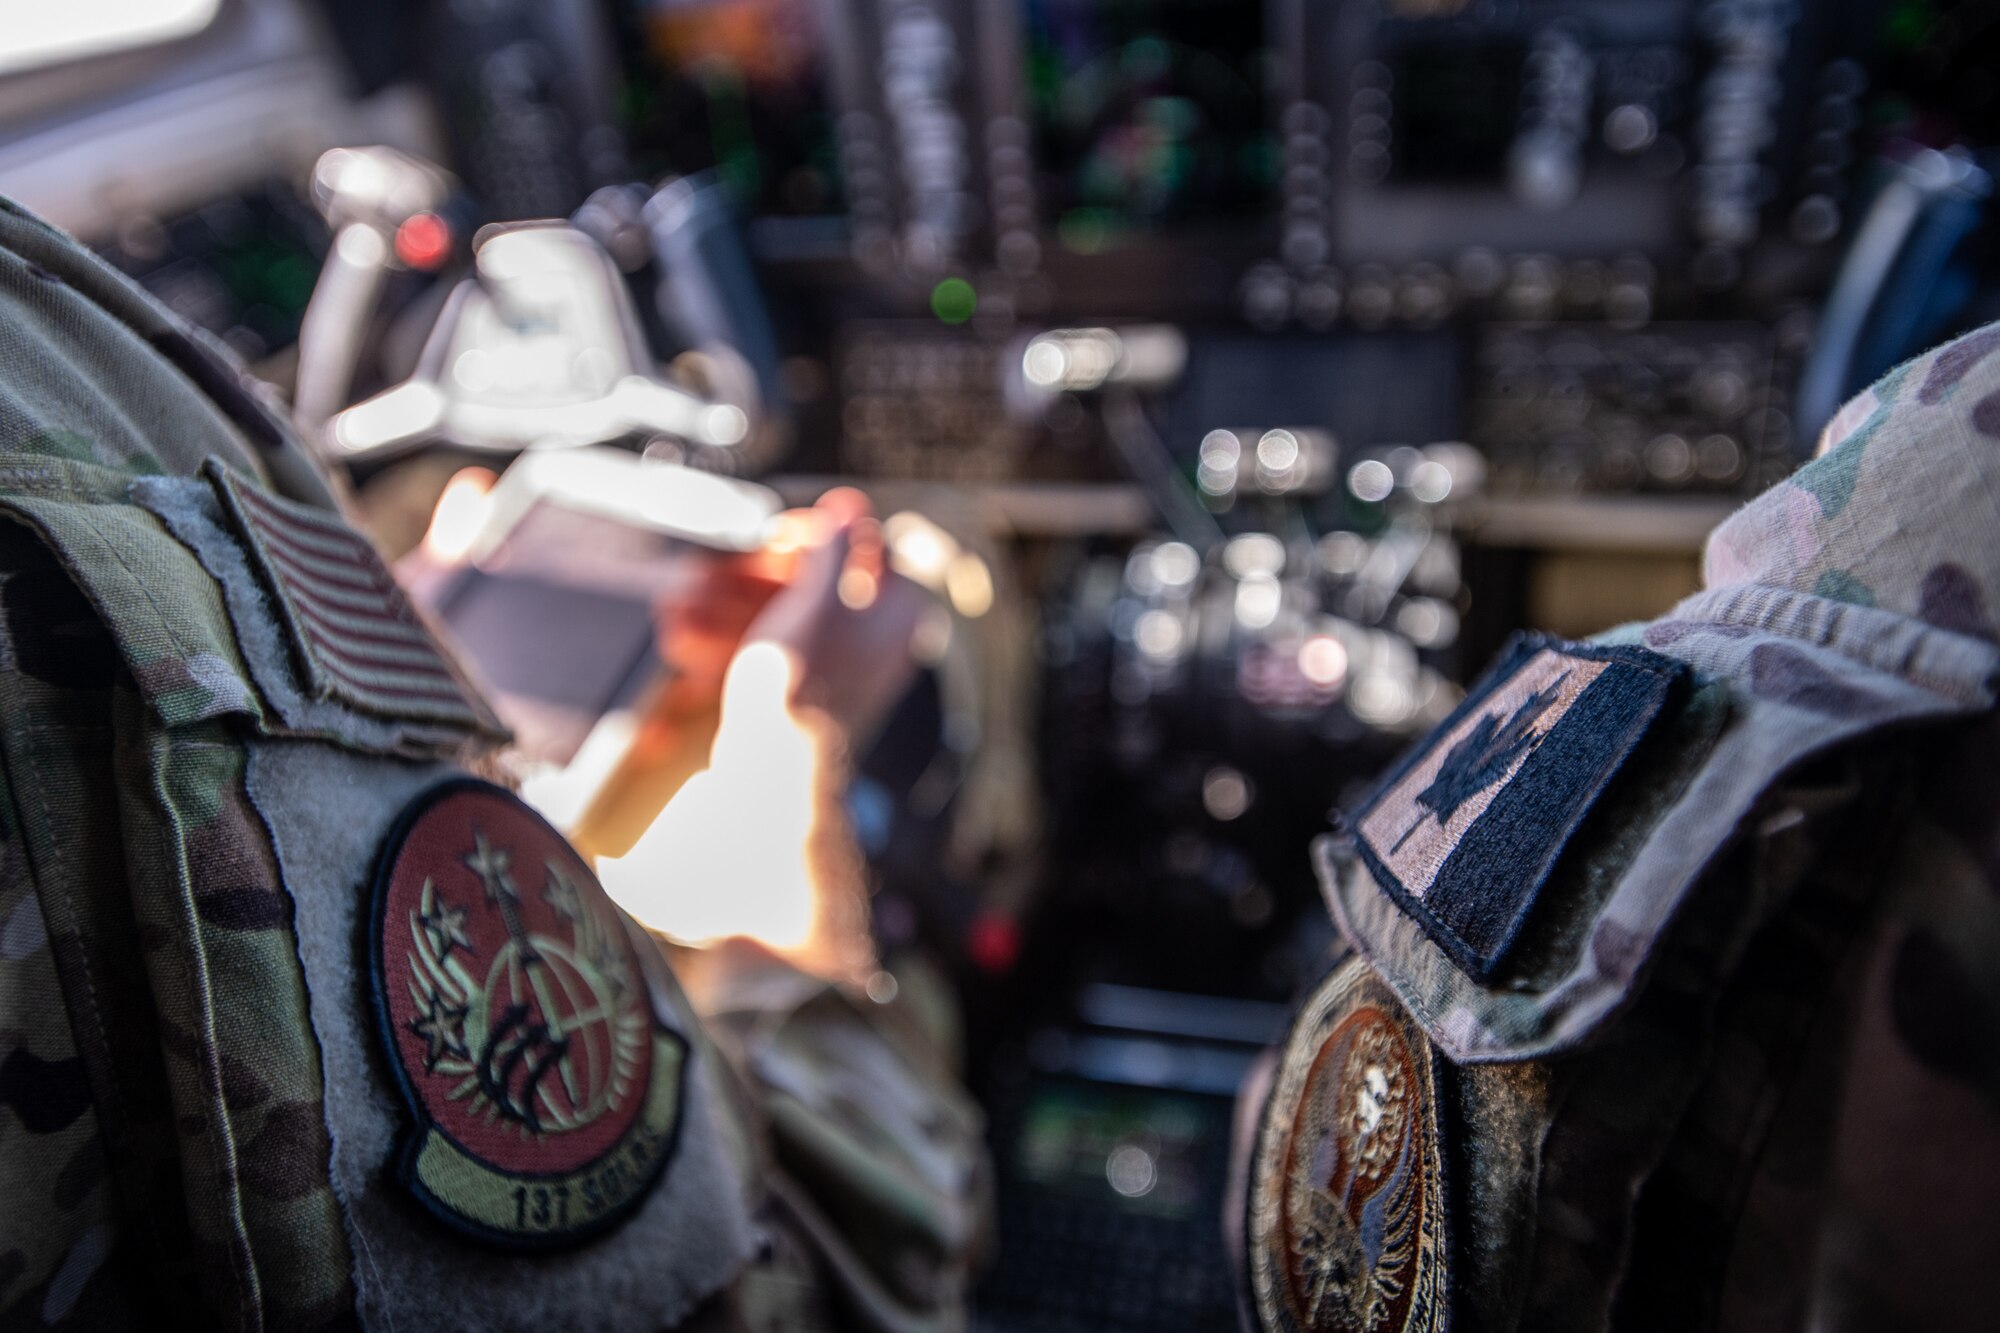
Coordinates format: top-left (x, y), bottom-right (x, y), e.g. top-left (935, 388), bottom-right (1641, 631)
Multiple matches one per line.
top-left (1347, 633), bottom-right (1685, 979)
top-left (369, 779), bottom-right (684, 1249)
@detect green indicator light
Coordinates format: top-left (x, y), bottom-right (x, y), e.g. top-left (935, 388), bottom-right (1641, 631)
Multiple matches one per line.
top-left (931, 277), bottom-right (977, 324)
top-left (1885, 1), bottom-right (1935, 51)
top-left (1058, 207), bottom-right (1118, 255)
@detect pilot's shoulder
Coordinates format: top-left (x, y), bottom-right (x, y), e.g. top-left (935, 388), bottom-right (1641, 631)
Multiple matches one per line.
top-left (1705, 319), bottom-right (2000, 634)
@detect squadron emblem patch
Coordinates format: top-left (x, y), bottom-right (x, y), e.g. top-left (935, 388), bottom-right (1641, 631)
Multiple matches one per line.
top-left (1348, 633), bottom-right (1684, 978)
top-left (369, 778), bottom-right (685, 1249)
top-left (1249, 960), bottom-right (1449, 1333)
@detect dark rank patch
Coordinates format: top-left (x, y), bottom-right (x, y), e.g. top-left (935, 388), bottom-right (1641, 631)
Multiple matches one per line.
top-left (370, 778), bottom-right (685, 1250)
top-left (1248, 960), bottom-right (1449, 1333)
top-left (1347, 633), bottom-right (1684, 979)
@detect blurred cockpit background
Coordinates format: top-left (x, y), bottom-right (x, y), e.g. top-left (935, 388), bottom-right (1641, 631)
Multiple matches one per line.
top-left (5, 1), bottom-right (1997, 1326)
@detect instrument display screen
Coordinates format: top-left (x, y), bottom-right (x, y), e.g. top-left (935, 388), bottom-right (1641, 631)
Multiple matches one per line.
top-left (1010, 1080), bottom-right (1222, 1221)
top-left (618, 0), bottom-right (843, 216)
top-left (1387, 39), bottom-right (1528, 183)
top-left (1024, 0), bottom-right (1275, 247)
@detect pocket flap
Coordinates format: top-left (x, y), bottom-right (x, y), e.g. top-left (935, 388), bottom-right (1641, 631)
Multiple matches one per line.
top-left (0, 459), bottom-right (264, 728)
top-left (133, 462), bottom-right (506, 754)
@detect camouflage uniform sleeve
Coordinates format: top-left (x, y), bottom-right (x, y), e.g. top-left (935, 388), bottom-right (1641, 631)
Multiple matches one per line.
top-left (0, 192), bottom-right (990, 1330)
top-left (1245, 321), bottom-right (2000, 1333)
top-left (0, 197), bottom-right (367, 1330)
top-left (1689, 710), bottom-right (2000, 1332)
top-left (1808, 713), bottom-right (2000, 1329)
top-left (0, 574), bottom-right (358, 1333)
top-left (677, 940), bottom-right (992, 1333)
top-left (1693, 328), bottom-right (2000, 1331)
top-left (0, 650), bottom-right (157, 1328)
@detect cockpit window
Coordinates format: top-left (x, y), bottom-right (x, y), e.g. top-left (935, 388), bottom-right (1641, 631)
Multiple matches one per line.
top-left (0, 0), bottom-right (222, 77)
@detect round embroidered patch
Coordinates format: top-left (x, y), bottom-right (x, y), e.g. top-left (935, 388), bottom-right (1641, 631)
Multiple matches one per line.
top-left (369, 778), bottom-right (685, 1249)
top-left (1248, 958), bottom-right (1450, 1333)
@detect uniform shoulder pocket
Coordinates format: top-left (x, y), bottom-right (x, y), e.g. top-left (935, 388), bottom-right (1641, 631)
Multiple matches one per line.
top-left (132, 460), bottom-right (505, 755)
top-left (0, 458), bottom-right (263, 727)
top-left (248, 751), bottom-right (757, 1327)
top-left (1321, 609), bottom-right (1997, 1065)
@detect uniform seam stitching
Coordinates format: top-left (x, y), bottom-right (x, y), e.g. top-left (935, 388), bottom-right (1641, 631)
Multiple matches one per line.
top-left (15, 727), bottom-right (174, 1280)
top-left (142, 726), bottom-right (267, 1329)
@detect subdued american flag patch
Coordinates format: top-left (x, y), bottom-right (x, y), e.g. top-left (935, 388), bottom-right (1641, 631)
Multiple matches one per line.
top-left (205, 461), bottom-right (500, 734)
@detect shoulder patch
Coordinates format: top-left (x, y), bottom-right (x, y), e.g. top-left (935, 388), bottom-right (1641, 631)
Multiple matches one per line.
top-left (204, 460), bottom-right (502, 735)
top-left (369, 778), bottom-right (686, 1250)
top-left (1248, 958), bottom-right (1450, 1333)
top-left (1347, 633), bottom-right (1684, 979)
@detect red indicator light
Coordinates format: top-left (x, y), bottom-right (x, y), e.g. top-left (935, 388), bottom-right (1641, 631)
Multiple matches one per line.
top-left (966, 913), bottom-right (1021, 974)
top-left (394, 212), bottom-right (452, 271)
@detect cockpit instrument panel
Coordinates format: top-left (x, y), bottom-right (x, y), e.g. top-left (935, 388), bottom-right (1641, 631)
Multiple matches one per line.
top-left (1025, 0), bottom-right (1276, 242)
top-left (616, 0), bottom-right (846, 219)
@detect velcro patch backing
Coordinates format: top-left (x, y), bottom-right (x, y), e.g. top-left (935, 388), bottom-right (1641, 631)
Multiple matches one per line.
top-left (1347, 633), bottom-right (1685, 980)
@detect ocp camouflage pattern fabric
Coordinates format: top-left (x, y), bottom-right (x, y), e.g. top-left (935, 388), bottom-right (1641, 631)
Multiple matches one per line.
top-left (0, 197), bottom-right (361, 1332)
top-left (1269, 322), bottom-right (2000, 1331)
top-left (688, 947), bottom-right (991, 1333)
top-left (0, 197), bottom-right (988, 1332)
